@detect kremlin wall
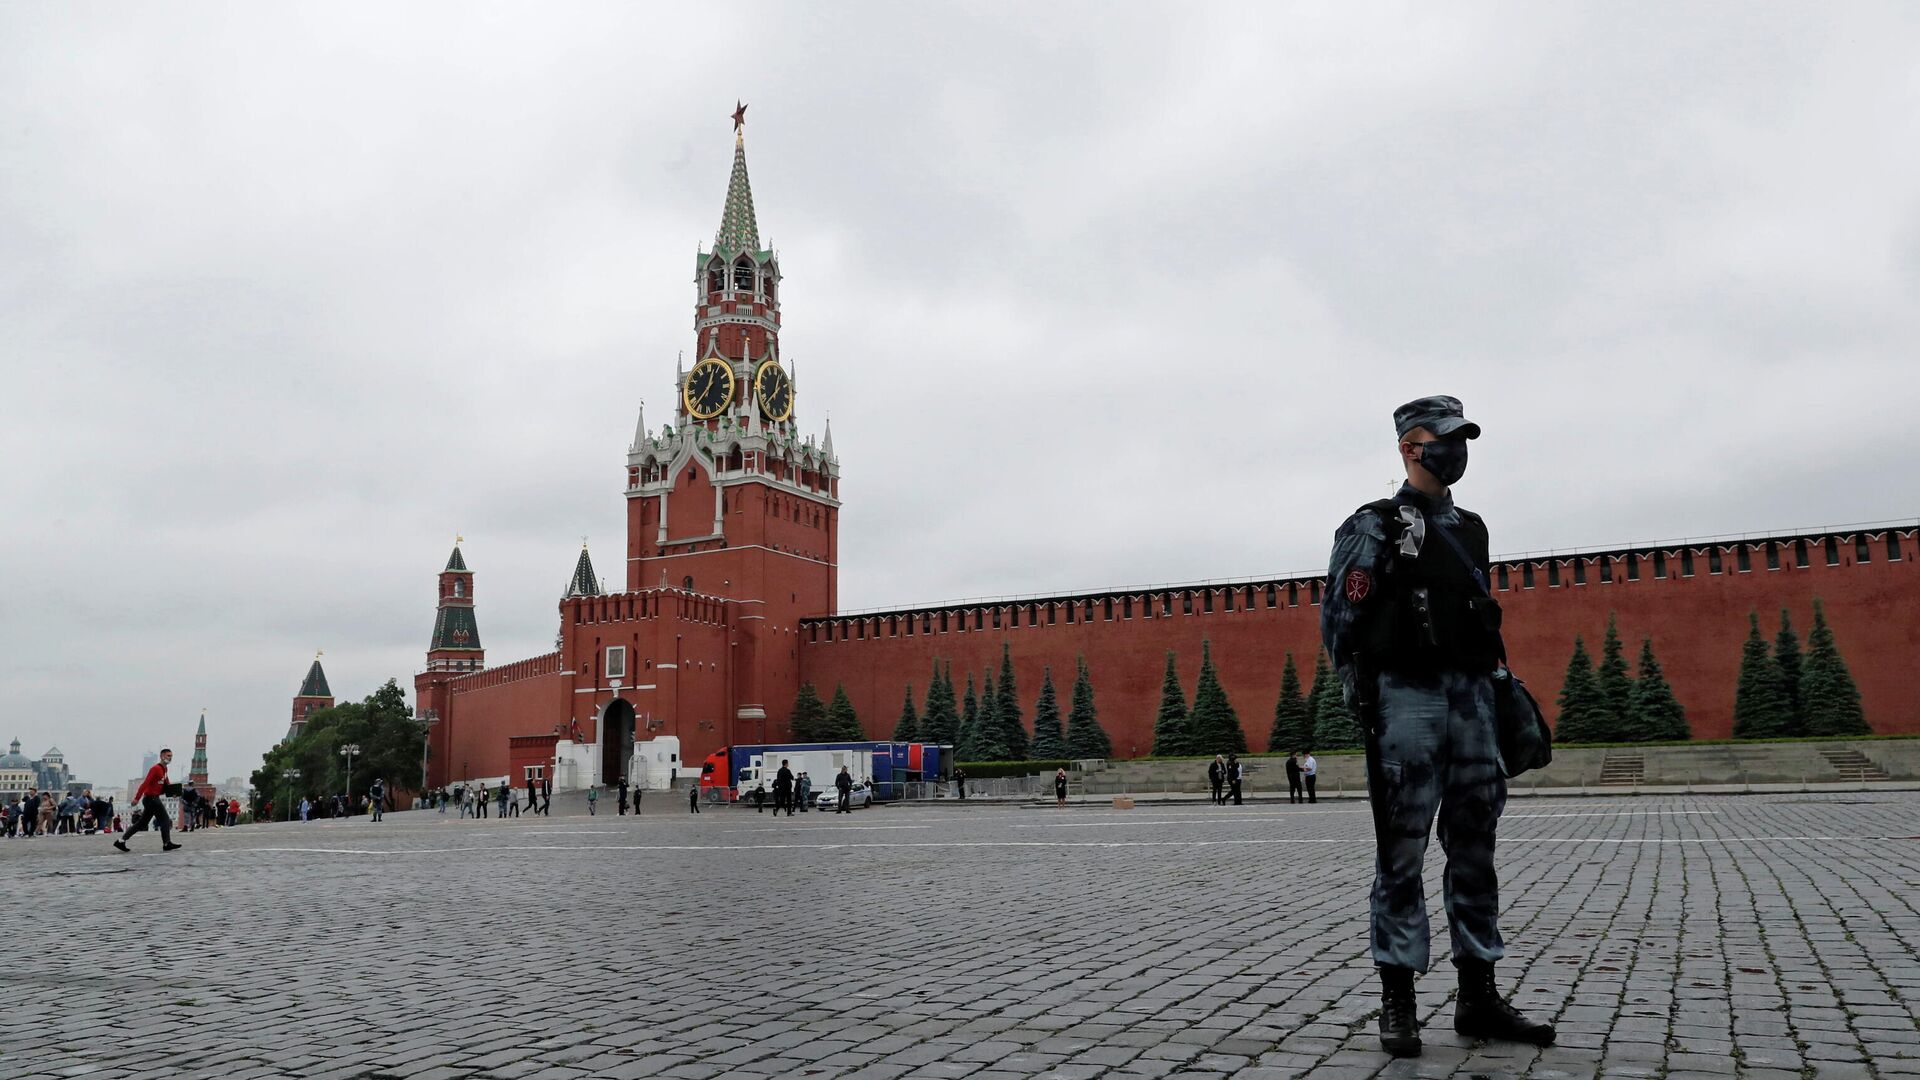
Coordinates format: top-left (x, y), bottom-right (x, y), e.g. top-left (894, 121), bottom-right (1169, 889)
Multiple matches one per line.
top-left (391, 119), bottom-right (1920, 791)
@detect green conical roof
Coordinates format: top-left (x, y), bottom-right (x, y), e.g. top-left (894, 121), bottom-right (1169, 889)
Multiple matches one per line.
top-left (431, 605), bottom-right (482, 652)
top-left (714, 131), bottom-right (760, 255)
top-left (299, 658), bottom-right (331, 698)
top-left (564, 546), bottom-right (603, 599)
top-left (445, 545), bottom-right (469, 573)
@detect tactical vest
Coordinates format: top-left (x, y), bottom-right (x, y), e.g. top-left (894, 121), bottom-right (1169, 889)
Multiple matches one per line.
top-left (1353, 498), bottom-right (1504, 676)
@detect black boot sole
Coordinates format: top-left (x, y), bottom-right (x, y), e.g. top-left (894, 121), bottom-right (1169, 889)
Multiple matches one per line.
top-left (1380, 1034), bottom-right (1423, 1058)
top-left (1454, 1018), bottom-right (1556, 1045)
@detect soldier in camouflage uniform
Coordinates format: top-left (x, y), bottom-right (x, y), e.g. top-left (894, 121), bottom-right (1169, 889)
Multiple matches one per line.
top-left (1321, 396), bottom-right (1555, 1058)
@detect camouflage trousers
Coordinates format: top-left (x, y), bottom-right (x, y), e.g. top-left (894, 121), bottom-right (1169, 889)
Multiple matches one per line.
top-left (1367, 669), bottom-right (1507, 972)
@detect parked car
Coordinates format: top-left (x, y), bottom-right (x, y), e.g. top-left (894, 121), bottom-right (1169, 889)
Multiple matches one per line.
top-left (810, 781), bottom-right (873, 810)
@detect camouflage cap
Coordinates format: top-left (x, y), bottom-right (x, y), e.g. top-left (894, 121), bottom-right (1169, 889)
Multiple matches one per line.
top-left (1393, 395), bottom-right (1481, 440)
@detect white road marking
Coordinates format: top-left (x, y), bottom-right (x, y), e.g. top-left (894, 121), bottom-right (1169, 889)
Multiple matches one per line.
top-left (1014, 809), bottom-right (1717, 828)
top-left (211, 834), bottom-right (1874, 857)
top-left (1503, 810), bottom-right (1719, 819)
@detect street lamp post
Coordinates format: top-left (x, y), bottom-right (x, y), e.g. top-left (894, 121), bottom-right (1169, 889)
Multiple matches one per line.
top-left (282, 768), bottom-right (301, 822)
top-left (419, 709), bottom-right (439, 798)
top-left (340, 743), bottom-right (361, 804)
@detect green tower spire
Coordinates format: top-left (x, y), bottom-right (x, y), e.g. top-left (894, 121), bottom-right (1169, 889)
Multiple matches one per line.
top-left (714, 116), bottom-right (761, 256)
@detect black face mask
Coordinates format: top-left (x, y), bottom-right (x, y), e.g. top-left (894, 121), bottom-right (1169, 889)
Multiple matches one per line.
top-left (1416, 439), bottom-right (1469, 486)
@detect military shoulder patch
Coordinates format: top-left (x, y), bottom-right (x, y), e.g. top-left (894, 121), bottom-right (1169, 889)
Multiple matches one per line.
top-left (1344, 568), bottom-right (1373, 603)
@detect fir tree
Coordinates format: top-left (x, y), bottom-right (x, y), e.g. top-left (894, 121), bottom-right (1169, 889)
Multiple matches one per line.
top-left (891, 684), bottom-right (920, 742)
top-left (1773, 609), bottom-right (1804, 736)
top-left (1268, 652), bottom-right (1311, 753)
top-left (973, 675), bottom-right (1012, 761)
top-left (1553, 637), bottom-right (1602, 743)
top-left (1029, 667), bottom-right (1067, 759)
top-left (1064, 656), bottom-right (1112, 759)
top-left (1187, 640), bottom-right (1247, 755)
top-left (824, 683), bottom-right (863, 741)
top-left (789, 683), bottom-right (828, 742)
top-left (1309, 652), bottom-right (1363, 752)
top-left (1595, 614), bottom-right (1638, 741)
top-left (1630, 637), bottom-right (1689, 741)
top-left (996, 644), bottom-right (1029, 760)
top-left (920, 662), bottom-right (959, 745)
top-left (955, 674), bottom-right (980, 759)
top-left (1303, 651), bottom-right (1343, 749)
top-left (1150, 651), bottom-right (1191, 756)
top-left (1732, 612), bottom-right (1794, 739)
top-left (1802, 598), bottom-right (1871, 736)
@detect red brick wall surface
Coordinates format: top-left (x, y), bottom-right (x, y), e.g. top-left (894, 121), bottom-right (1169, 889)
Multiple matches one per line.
top-left (799, 529), bottom-right (1920, 755)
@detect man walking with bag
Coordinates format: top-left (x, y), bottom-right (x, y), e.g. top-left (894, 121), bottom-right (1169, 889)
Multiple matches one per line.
top-left (115, 748), bottom-right (182, 853)
top-left (1321, 396), bottom-right (1553, 1059)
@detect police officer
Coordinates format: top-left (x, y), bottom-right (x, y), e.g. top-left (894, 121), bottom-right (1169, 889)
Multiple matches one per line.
top-left (1320, 396), bottom-right (1554, 1058)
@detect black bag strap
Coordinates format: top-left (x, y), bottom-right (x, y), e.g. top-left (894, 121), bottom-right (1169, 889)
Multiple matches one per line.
top-left (1420, 512), bottom-right (1510, 665)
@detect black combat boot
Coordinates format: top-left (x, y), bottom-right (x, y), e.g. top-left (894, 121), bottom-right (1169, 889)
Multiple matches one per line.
top-left (1377, 964), bottom-right (1421, 1058)
top-left (1453, 959), bottom-right (1555, 1045)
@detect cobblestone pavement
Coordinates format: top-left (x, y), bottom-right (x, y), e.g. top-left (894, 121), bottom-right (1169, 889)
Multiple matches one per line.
top-left (7, 792), bottom-right (1920, 1080)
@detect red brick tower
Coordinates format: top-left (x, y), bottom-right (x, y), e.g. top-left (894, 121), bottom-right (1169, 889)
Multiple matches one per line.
top-left (417, 541), bottom-right (483, 786)
top-left (622, 105), bottom-right (839, 741)
top-left (288, 652), bottom-right (333, 741)
top-left (188, 711), bottom-right (214, 801)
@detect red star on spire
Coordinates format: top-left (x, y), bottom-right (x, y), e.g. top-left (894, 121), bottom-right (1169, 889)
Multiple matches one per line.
top-left (731, 100), bottom-right (748, 133)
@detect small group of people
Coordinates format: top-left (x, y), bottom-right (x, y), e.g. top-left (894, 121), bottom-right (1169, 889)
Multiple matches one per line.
top-left (748, 762), bottom-right (858, 814)
top-left (585, 776), bottom-right (643, 816)
top-left (1201, 751), bottom-right (1317, 805)
top-left (440, 776), bottom-right (551, 819)
top-left (3, 788), bottom-right (116, 838)
top-left (175, 788), bottom-right (245, 830)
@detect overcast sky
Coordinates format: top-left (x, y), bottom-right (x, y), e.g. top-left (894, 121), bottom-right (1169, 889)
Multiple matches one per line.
top-left (3, 4), bottom-right (1916, 789)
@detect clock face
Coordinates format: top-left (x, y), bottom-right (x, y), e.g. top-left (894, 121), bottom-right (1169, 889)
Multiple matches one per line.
top-left (754, 359), bottom-right (793, 422)
top-left (683, 359), bottom-right (735, 420)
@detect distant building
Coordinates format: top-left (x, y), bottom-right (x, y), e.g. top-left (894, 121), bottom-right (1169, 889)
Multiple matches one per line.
top-left (289, 654), bottom-right (334, 741)
top-left (1, 740), bottom-right (33, 800)
top-left (188, 713), bottom-right (214, 801)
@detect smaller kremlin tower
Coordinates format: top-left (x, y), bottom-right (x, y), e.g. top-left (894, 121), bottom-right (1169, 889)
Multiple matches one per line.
top-left (188, 711), bottom-right (214, 801)
top-left (289, 652), bottom-right (334, 740)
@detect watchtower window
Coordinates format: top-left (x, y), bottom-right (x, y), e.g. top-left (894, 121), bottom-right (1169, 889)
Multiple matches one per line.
top-left (1626, 553), bottom-right (1640, 581)
top-left (1523, 564), bottom-right (1535, 588)
top-left (1856, 537), bottom-right (1871, 563)
top-left (1309, 580), bottom-right (1321, 605)
top-left (1825, 537), bottom-right (1840, 565)
top-left (1766, 542), bottom-right (1780, 570)
top-left (1103, 598), bottom-right (1114, 621)
top-left (1572, 560), bottom-right (1586, 585)
top-left (1736, 546), bottom-right (1751, 572)
top-left (1123, 596), bottom-right (1133, 618)
top-left (706, 268), bottom-right (721, 293)
top-left (764, 277), bottom-right (775, 302)
top-left (1048, 604), bottom-right (1058, 625)
top-left (991, 608), bottom-right (1002, 629)
top-left (1599, 559), bottom-right (1612, 583)
top-left (1065, 603), bottom-right (1075, 624)
top-left (1681, 550), bottom-right (1695, 577)
top-left (732, 259), bottom-right (754, 291)
top-left (1654, 551), bottom-right (1668, 578)
top-left (1162, 594), bottom-right (1173, 616)
top-left (1708, 549), bottom-right (1723, 574)
top-left (1795, 539), bottom-right (1809, 567)
top-left (1082, 600), bottom-right (1094, 622)
top-left (1182, 591), bottom-right (1193, 615)
top-left (683, 576), bottom-right (694, 591)
top-left (1497, 565), bottom-right (1510, 591)
top-left (1890, 535), bottom-right (1904, 562)
top-left (1548, 562), bottom-right (1561, 587)
top-left (453, 579), bottom-right (463, 598)
top-left (1288, 582), bottom-right (1298, 607)
top-left (1265, 584), bottom-right (1277, 608)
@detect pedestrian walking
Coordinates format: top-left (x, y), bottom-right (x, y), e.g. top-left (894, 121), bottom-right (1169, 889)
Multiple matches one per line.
top-left (1054, 767), bottom-right (1069, 808)
top-left (796, 772), bottom-right (811, 812)
top-left (954, 767), bottom-right (968, 801)
top-left (834, 766), bottom-right (853, 813)
top-left (1208, 756), bottom-right (1225, 805)
top-left (369, 778), bottom-right (386, 823)
top-left (1321, 395), bottom-right (1554, 1057)
top-left (752, 782), bottom-right (767, 813)
top-left (1227, 753), bottom-right (1243, 806)
top-left (587, 786), bottom-right (598, 816)
top-left (114, 748), bottom-right (182, 853)
top-left (1302, 752), bottom-right (1317, 804)
top-left (616, 776), bottom-right (629, 816)
top-left (1286, 752), bottom-right (1304, 804)
top-left (523, 781), bottom-right (538, 815)
top-left (299, 797), bottom-right (311, 822)
top-left (539, 775), bottom-right (552, 816)
top-left (501, 781), bottom-right (517, 818)
top-left (688, 784), bottom-right (701, 814)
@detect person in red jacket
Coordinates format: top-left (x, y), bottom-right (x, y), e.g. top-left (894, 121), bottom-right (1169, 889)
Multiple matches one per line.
top-left (114, 748), bottom-right (182, 853)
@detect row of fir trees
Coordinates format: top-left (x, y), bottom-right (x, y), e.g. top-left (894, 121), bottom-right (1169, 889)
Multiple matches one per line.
top-left (1732, 599), bottom-right (1869, 738)
top-left (788, 645), bottom-right (1116, 762)
top-left (1154, 642), bottom-right (1365, 756)
top-left (1554, 615), bottom-right (1689, 743)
